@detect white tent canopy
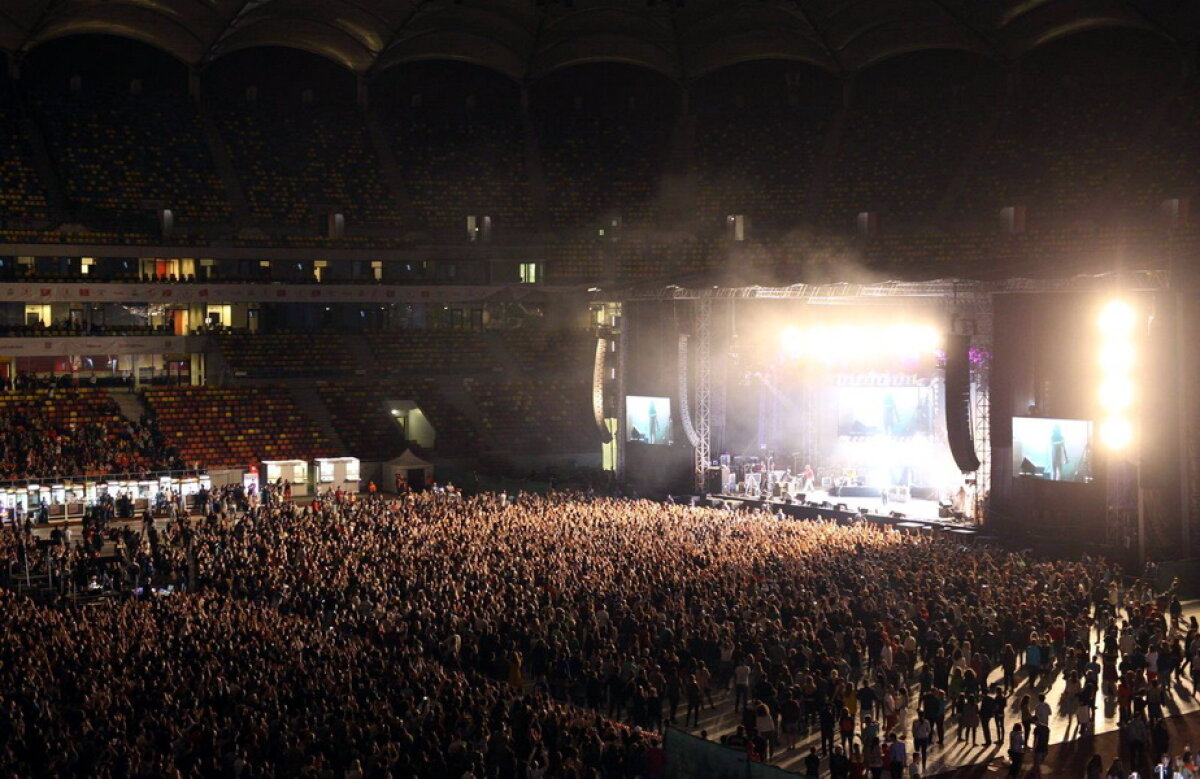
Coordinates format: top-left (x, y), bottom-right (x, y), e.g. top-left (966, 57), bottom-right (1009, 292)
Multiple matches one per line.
top-left (384, 449), bottom-right (434, 491)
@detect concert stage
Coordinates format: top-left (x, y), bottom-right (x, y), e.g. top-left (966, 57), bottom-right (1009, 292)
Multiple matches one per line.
top-left (618, 272), bottom-right (1187, 565)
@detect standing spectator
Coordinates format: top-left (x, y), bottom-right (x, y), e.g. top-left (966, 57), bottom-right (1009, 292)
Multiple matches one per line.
top-left (911, 713), bottom-right (932, 771)
top-left (887, 733), bottom-right (907, 779)
top-left (1007, 723), bottom-right (1026, 777)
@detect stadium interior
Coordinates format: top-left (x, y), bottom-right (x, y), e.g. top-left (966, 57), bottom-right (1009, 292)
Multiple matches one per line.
top-left (1, 0), bottom-right (1200, 777)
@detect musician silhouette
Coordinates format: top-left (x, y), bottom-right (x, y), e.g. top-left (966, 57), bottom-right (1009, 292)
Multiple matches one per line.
top-left (1050, 423), bottom-right (1069, 481)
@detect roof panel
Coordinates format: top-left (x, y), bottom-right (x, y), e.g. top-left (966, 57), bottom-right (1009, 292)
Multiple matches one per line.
top-left (530, 33), bottom-right (679, 78)
top-left (28, 4), bottom-right (211, 61)
top-left (0, 0), bottom-right (1193, 74)
top-left (213, 16), bottom-right (375, 70)
top-left (232, 0), bottom-right (390, 56)
top-left (376, 30), bottom-right (526, 80)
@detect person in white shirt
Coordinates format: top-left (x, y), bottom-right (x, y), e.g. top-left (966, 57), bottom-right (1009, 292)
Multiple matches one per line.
top-left (1034, 694), bottom-right (1051, 727)
top-left (734, 660), bottom-right (751, 711)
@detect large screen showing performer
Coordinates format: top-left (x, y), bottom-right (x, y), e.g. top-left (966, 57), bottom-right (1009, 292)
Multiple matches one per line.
top-left (837, 387), bottom-right (934, 437)
top-left (1012, 417), bottom-right (1093, 482)
top-left (626, 396), bottom-right (672, 445)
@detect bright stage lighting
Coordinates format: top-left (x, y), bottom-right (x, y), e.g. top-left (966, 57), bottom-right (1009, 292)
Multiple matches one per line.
top-left (779, 327), bottom-right (805, 358)
top-left (1098, 300), bottom-right (1136, 337)
top-left (915, 326), bottom-right (941, 353)
top-left (1098, 377), bottom-right (1134, 411)
top-left (1100, 417), bottom-right (1133, 451)
top-left (1097, 341), bottom-right (1135, 372)
top-left (778, 321), bottom-right (941, 363)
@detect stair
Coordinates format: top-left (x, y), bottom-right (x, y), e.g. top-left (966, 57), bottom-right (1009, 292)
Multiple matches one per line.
top-left (108, 388), bottom-right (147, 424)
top-left (17, 95), bottom-right (67, 213)
top-left (657, 104), bottom-right (698, 224)
top-left (932, 76), bottom-right (1015, 226)
top-left (1096, 73), bottom-right (1194, 222)
top-left (196, 100), bottom-right (251, 228)
top-left (521, 95), bottom-right (551, 232)
top-left (364, 106), bottom-right (419, 229)
top-left (439, 379), bottom-right (495, 452)
top-left (290, 384), bottom-right (349, 455)
top-left (803, 78), bottom-right (854, 221)
top-left (346, 334), bottom-right (378, 372)
top-left (203, 340), bottom-right (234, 386)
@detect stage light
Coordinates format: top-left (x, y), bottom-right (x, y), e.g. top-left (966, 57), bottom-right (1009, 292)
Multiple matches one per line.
top-left (779, 326), bottom-right (804, 358)
top-left (1100, 417), bottom-right (1133, 451)
top-left (915, 326), bottom-right (941, 353)
top-left (1098, 300), bottom-right (1135, 337)
top-left (1097, 341), bottom-right (1135, 372)
top-left (1098, 377), bottom-right (1134, 411)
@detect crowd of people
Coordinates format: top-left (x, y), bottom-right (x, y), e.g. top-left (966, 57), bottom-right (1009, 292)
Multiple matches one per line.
top-left (0, 491), bottom-right (1197, 778)
top-left (0, 408), bottom-right (177, 480)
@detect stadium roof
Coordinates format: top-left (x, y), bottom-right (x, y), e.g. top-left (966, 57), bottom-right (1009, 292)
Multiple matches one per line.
top-left (0, 0), bottom-right (1195, 79)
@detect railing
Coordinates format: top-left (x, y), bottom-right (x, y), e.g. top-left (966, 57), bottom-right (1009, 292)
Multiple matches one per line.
top-left (0, 468), bottom-right (210, 521)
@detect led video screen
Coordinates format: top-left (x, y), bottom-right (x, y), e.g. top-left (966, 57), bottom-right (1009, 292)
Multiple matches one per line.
top-left (1012, 417), bottom-right (1093, 482)
top-left (626, 396), bottom-right (672, 445)
top-left (837, 387), bottom-right (934, 437)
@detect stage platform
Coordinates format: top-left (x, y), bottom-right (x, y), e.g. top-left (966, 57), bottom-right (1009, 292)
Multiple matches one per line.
top-left (805, 487), bottom-right (946, 521)
top-left (709, 492), bottom-right (986, 539)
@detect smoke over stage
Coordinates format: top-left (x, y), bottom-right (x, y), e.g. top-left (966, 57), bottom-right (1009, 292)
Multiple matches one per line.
top-left (716, 316), bottom-right (975, 522)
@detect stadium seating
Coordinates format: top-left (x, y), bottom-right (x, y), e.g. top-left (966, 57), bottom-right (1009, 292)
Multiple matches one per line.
top-left (501, 327), bottom-right (596, 376)
top-left (214, 332), bottom-right (361, 378)
top-left (387, 113), bottom-right (533, 231)
top-left (953, 34), bottom-right (1176, 229)
top-left (142, 386), bottom-right (336, 468)
top-left (33, 90), bottom-right (229, 224)
top-left (821, 75), bottom-right (994, 227)
top-left (464, 376), bottom-right (598, 454)
top-left (1122, 88), bottom-right (1200, 218)
top-left (0, 107), bottom-right (50, 222)
top-left (316, 379), bottom-right (479, 459)
top-left (0, 388), bottom-right (173, 477)
top-left (365, 330), bottom-right (501, 376)
top-left (539, 113), bottom-right (670, 228)
top-left (216, 102), bottom-right (397, 226)
top-left (694, 109), bottom-right (828, 229)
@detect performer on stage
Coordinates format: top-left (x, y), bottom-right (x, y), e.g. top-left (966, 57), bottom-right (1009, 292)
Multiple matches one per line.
top-left (1050, 424), bottom-right (1069, 481)
top-left (883, 394), bottom-right (899, 436)
top-left (801, 463), bottom-right (816, 493)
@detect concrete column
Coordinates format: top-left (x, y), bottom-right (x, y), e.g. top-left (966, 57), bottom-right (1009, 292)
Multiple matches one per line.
top-left (356, 73), bottom-right (369, 109)
top-left (188, 67), bottom-right (202, 102)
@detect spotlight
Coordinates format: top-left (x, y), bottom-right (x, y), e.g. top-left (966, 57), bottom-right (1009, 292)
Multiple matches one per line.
top-left (915, 326), bottom-right (941, 353)
top-left (1098, 300), bottom-right (1135, 337)
top-left (780, 326), bottom-right (804, 358)
top-left (1098, 378), bottom-right (1134, 411)
top-left (1100, 417), bottom-right (1133, 451)
top-left (1097, 341), bottom-right (1135, 372)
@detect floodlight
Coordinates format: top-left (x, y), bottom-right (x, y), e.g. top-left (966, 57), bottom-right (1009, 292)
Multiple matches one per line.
top-left (1097, 341), bottom-right (1135, 373)
top-left (779, 326), bottom-right (805, 358)
top-left (1100, 417), bottom-right (1133, 451)
top-left (1098, 377), bottom-right (1134, 411)
top-left (1098, 300), bottom-right (1135, 337)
